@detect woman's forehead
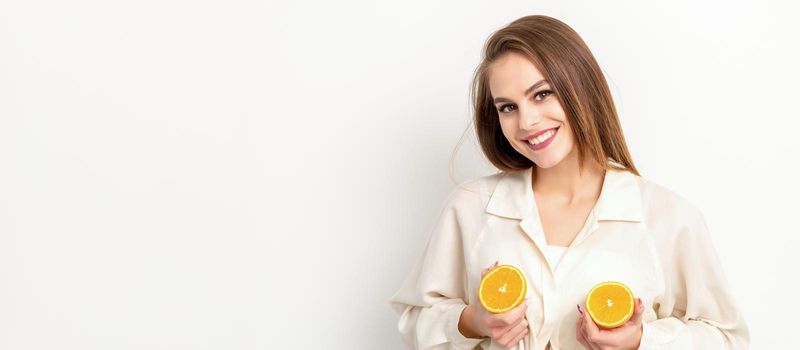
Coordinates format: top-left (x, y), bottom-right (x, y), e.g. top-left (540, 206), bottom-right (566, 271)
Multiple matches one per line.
top-left (488, 53), bottom-right (546, 97)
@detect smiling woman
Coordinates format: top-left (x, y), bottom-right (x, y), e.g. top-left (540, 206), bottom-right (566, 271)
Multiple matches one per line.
top-left (389, 14), bottom-right (749, 350)
top-left (470, 15), bottom-right (636, 175)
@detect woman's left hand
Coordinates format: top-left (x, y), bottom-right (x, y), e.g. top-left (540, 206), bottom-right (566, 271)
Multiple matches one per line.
top-left (575, 298), bottom-right (644, 350)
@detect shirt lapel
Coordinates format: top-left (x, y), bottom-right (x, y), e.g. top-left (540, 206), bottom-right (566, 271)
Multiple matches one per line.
top-left (593, 166), bottom-right (644, 223)
top-left (485, 168), bottom-right (533, 220)
top-left (484, 162), bottom-right (644, 246)
top-left (485, 167), bottom-right (548, 249)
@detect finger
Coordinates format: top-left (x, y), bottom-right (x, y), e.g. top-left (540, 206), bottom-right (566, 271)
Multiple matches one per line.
top-left (497, 316), bottom-right (529, 346)
top-left (582, 329), bottom-right (602, 350)
top-left (489, 301), bottom-right (527, 328)
top-left (497, 299), bottom-right (528, 326)
top-left (577, 322), bottom-right (600, 350)
top-left (508, 312), bottom-right (528, 330)
top-left (505, 325), bottom-right (529, 348)
top-left (578, 331), bottom-right (594, 350)
top-left (481, 260), bottom-right (499, 278)
top-left (576, 305), bottom-right (585, 336)
top-left (627, 298), bottom-right (644, 325)
top-left (578, 316), bottom-right (597, 349)
top-left (575, 317), bottom-right (590, 349)
top-left (488, 315), bottom-right (521, 341)
top-left (576, 331), bottom-right (590, 350)
top-left (576, 313), bottom-right (595, 349)
top-left (580, 304), bottom-right (604, 344)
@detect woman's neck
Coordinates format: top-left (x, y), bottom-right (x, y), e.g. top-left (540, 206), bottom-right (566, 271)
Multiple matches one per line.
top-left (532, 150), bottom-right (605, 205)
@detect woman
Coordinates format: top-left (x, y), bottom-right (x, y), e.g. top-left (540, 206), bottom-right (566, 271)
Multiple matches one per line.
top-left (388, 15), bottom-right (749, 350)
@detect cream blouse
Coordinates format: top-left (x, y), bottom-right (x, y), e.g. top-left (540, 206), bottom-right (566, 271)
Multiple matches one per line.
top-left (543, 245), bottom-right (567, 270)
top-left (388, 163), bottom-right (749, 350)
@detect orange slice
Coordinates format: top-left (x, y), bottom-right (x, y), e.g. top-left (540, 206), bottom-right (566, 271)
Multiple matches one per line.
top-left (584, 281), bottom-right (635, 329)
top-left (478, 264), bottom-right (527, 313)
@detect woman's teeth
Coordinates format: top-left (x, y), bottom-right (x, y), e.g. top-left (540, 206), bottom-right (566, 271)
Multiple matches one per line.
top-left (528, 130), bottom-right (555, 145)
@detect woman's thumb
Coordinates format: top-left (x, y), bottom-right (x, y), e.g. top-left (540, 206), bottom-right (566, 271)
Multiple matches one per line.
top-left (481, 261), bottom-right (499, 278)
top-left (629, 298), bottom-right (644, 324)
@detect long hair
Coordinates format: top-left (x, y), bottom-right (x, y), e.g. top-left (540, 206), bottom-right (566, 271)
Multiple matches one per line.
top-left (453, 15), bottom-right (638, 179)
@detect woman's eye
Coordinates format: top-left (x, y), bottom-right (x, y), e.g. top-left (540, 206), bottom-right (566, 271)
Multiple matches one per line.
top-left (497, 104), bottom-right (516, 113)
top-left (496, 90), bottom-right (552, 113)
top-left (534, 89), bottom-right (553, 101)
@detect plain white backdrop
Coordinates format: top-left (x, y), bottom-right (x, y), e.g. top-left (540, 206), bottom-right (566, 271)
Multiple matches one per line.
top-left (1, 0), bottom-right (797, 349)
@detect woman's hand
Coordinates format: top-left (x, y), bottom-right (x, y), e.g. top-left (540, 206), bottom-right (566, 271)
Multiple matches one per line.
top-left (575, 298), bottom-right (644, 350)
top-left (458, 261), bottom-right (530, 348)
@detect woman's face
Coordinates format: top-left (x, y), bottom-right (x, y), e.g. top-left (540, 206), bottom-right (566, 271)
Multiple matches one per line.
top-left (488, 51), bottom-right (576, 169)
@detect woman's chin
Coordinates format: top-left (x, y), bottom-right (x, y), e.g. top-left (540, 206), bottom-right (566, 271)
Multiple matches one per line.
top-left (530, 145), bottom-right (575, 169)
top-left (532, 155), bottom-right (565, 169)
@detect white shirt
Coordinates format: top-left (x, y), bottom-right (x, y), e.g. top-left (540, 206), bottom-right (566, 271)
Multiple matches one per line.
top-left (388, 162), bottom-right (749, 350)
top-left (543, 245), bottom-right (567, 270)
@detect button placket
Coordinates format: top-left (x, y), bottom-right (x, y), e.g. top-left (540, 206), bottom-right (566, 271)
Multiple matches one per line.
top-left (538, 265), bottom-right (558, 340)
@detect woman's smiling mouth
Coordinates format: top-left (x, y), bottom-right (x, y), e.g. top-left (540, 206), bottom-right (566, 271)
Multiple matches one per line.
top-left (524, 127), bottom-right (559, 151)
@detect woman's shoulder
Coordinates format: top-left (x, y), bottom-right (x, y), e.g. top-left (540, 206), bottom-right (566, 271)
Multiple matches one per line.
top-left (633, 173), bottom-right (706, 227)
top-left (443, 171), bottom-right (507, 209)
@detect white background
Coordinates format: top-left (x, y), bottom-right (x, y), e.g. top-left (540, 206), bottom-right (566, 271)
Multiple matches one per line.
top-left (1, 0), bottom-right (797, 349)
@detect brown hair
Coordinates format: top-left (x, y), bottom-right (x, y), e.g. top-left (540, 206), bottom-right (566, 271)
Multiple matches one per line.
top-left (450, 15), bottom-right (638, 182)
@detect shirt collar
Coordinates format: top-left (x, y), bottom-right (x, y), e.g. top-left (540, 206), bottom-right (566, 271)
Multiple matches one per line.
top-left (485, 161), bottom-right (643, 222)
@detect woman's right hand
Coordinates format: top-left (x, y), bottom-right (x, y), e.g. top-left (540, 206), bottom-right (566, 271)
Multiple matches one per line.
top-left (458, 261), bottom-right (530, 348)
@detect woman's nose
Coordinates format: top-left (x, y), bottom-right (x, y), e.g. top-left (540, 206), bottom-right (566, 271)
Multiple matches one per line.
top-left (518, 105), bottom-right (542, 129)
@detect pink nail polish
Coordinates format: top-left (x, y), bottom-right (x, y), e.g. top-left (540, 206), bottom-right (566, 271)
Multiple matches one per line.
top-left (577, 304), bottom-right (584, 316)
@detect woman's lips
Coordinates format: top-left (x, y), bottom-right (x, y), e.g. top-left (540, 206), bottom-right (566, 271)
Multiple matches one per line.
top-left (524, 127), bottom-right (558, 151)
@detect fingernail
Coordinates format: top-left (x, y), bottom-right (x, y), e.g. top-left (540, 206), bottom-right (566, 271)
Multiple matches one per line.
top-left (577, 304), bottom-right (584, 316)
top-left (638, 298), bottom-right (643, 306)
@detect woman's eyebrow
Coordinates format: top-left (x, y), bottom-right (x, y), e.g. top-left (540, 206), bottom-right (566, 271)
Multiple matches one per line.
top-left (493, 79), bottom-right (549, 104)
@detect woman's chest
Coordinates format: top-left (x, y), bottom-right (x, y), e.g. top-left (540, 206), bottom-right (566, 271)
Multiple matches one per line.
top-left (536, 199), bottom-right (595, 247)
top-left (470, 220), bottom-right (660, 291)
top-left (467, 218), bottom-right (663, 348)
top-left (468, 218), bottom-right (662, 294)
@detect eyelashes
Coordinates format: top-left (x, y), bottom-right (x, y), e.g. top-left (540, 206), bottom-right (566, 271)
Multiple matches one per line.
top-left (535, 89), bottom-right (553, 101)
top-left (497, 89), bottom-right (554, 114)
top-left (497, 104), bottom-right (516, 113)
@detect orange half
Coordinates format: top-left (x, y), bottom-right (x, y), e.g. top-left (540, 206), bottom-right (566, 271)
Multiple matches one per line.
top-left (584, 281), bottom-right (635, 329)
top-left (478, 265), bottom-right (527, 313)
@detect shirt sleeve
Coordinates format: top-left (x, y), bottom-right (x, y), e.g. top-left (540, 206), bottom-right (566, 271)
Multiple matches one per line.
top-left (388, 190), bottom-right (487, 350)
top-left (640, 206), bottom-right (750, 349)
